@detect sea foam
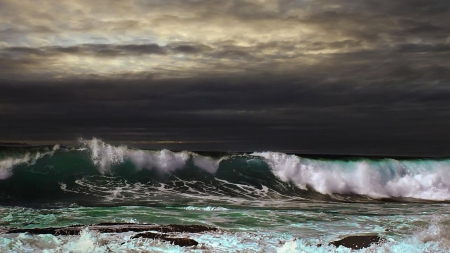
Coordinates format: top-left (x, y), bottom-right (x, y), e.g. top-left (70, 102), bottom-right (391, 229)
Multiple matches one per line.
top-left (253, 152), bottom-right (450, 201)
top-left (82, 138), bottom-right (220, 174)
top-left (0, 145), bottom-right (59, 180)
top-left (3, 138), bottom-right (450, 202)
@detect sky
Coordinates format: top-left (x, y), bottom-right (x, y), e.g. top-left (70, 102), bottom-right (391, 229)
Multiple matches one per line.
top-left (0, 0), bottom-right (449, 156)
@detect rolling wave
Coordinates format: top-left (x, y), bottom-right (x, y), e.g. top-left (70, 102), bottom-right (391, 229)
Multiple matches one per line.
top-left (254, 151), bottom-right (450, 201)
top-left (1, 138), bottom-right (450, 206)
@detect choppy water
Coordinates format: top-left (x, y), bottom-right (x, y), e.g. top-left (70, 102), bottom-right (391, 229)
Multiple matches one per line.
top-left (1, 138), bottom-right (450, 252)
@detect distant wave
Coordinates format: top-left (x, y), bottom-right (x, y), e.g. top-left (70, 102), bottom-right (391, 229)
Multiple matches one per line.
top-left (1, 138), bottom-right (450, 205)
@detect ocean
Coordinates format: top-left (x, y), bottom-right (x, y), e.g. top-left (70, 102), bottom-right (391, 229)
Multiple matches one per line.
top-left (1, 138), bottom-right (449, 252)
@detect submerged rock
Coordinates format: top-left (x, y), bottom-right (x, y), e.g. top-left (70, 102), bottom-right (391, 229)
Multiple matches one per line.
top-left (6, 225), bottom-right (83, 236)
top-left (4, 223), bottom-right (215, 247)
top-left (329, 234), bottom-right (384, 249)
top-left (132, 231), bottom-right (199, 246)
top-left (149, 224), bottom-right (217, 233)
top-left (6, 223), bottom-right (216, 235)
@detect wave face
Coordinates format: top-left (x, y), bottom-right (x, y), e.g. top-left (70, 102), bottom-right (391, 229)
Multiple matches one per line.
top-left (253, 152), bottom-right (450, 201)
top-left (1, 138), bottom-right (450, 206)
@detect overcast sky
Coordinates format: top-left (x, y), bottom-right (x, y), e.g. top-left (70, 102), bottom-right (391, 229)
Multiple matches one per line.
top-left (1, 0), bottom-right (449, 156)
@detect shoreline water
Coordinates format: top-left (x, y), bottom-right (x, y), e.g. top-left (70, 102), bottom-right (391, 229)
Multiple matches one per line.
top-left (1, 139), bottom-right (450, 252)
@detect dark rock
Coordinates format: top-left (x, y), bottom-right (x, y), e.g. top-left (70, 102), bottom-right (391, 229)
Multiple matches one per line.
top-left (4, 223), bottom-right (213, 247)
top-left (151, 224), bottom-right (217, 233)
top-left (7, 226), bottom-right (83, 235)
top-left (330, 235), bottom-right (384, 249)
top-left (131, 231), bottom-right (168, 239)
top-left (132, 232), bottom-right (198, 246)
top-left (164, 237), bottom-right (199, 247)
top-left (6, 223), bottom-right (217, 235)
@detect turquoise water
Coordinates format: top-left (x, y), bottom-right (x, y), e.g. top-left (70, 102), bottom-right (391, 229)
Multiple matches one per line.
top-left (1, 203), bottom-right (450, 252)
top-left (1, 138), bottom-right (450, 252)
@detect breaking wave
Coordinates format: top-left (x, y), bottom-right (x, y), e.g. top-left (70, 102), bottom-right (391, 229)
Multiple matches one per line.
top-left (253, 152), bottom-right (450, 201)
top-left (1, 138), bottom-right (450, 205)
top-left (83, 138), bottom-right (220, 174)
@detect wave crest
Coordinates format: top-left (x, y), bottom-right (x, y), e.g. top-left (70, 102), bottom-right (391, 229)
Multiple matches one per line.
top-left (252, 152), bottom-right (450, 201)
top-left (0, 145), bottom-right (60, 180)
top-left (81, 138), bottom-right (219, 174)
top-left (2, 138), bottom-right (450, 203)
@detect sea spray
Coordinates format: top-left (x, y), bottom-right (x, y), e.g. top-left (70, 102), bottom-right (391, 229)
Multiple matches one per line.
top-left (81, 138), bottom-right (218, 174)
top-left (252, 151), bottom-right (450, 200)
top-left (0, 145), bottom-right (60, 180)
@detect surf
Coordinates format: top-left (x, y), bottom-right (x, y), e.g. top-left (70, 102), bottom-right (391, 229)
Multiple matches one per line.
top-left (1, 138), bottom-right (450, 206)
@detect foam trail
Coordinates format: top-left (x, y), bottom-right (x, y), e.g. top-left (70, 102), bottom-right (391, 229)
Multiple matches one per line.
top-left (253, 152), bottom-right (450, 201)
top-left (184, 206), bottom-right (229, 211)
top-left (0, 145), bottom-right (60, 180)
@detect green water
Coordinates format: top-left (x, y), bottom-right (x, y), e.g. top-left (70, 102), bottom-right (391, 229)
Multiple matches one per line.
top-left (1, 202), bottom-right (450, 252)
top-left (2, 139), bottom-right (450, 252)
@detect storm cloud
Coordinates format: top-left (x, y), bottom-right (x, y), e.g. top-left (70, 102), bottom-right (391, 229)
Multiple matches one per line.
top-left (1, 0), bottom-right (449, 156)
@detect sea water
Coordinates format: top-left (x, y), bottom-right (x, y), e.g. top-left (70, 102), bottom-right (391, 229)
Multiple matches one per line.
top-left (1, 138), bottom-right (450, 252)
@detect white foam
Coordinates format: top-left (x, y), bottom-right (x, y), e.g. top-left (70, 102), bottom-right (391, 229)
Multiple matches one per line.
top-left (192, 154), bottom-right (220, 174)
top-left (277, 240), bottom-right (298, 253)
top-left (82, 138), bottom-right (127, 174)
top-left (70, 228), bottom-right (97, 252)
top-left (252, 152), bottom-right (450, 201)
top-left (0, 154), bottom-right (32, 179)
top-left (81, 138), bottom-right (220, 174)
top-left (0, 145), bottom-right (60, 180)
top-left (415, 217), bottom-right (450, 247)
top-left (0, 229), bottom-right (186, 253)
top-left (2, 217), bottom-right (450, 253)
top-left (184, 206), bottom-right (229, 211)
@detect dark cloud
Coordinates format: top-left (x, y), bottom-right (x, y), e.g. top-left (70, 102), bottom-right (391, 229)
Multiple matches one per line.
top-left (1, 44), bottom-right (167, 58)
top-left (0, 0), bottom-right (449, 155)
top-left (169, 43), bottom-right (212, 54)
top-left (395, 43), bottom-right (450, 53)
top-left (0, 43), bottom-right (218, 63)
top-left (1, 70), bottom-right (450, 155)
